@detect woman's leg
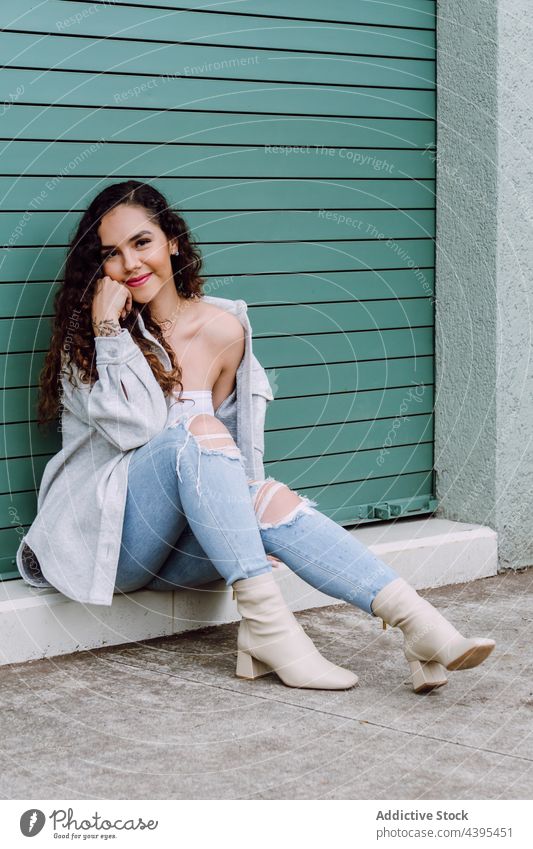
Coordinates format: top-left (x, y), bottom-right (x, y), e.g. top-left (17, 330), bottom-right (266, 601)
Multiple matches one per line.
top-left (143, 474), bottom-right (400, 615)
top-left (247, 478), bottom-right (400, 617)
top-left (247, 479), bottom-right (494, 692)
top-left (116, 415), bottom-right (357, 689)
top-left (136, 448), bottom-right (493, 693)
top-left (114, 423), bottom-right (271, 594)
top-left (143, 523), bottom-right (221, 592)
top-left (114, 429), bottom-right (189, 593)
top-left (169, 413), bottom-right (275, 584)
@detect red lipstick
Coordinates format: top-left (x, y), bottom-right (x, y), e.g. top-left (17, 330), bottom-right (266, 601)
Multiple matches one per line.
top-left (126, 272), bottom-right (152, 287)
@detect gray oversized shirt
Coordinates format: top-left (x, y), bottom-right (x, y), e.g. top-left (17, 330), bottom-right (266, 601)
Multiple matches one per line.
top-left (16, 295), bottom-right (274, 606)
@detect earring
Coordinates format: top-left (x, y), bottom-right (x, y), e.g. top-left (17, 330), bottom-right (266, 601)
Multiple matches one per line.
top-left (172, 249), bottom-right (179, 256)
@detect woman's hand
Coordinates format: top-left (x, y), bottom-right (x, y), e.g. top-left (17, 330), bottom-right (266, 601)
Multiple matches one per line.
top-left (92, 276), bottom-right (132, 336)
top-left (267, 555), bottom-right (284, 569)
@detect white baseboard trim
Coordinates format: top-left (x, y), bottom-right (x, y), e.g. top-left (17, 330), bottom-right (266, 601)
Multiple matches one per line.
top-left (0, 517), bottom-right (498, 667)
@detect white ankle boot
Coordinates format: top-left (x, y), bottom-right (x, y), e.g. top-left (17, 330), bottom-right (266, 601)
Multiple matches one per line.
top-left (371, 578), bottom-right (495, 693)
top-left (232, 572), bottom-right (358, 690)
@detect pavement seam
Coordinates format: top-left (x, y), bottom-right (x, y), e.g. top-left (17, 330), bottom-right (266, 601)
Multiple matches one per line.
top-left (105, 655), bottom-right (533, 765)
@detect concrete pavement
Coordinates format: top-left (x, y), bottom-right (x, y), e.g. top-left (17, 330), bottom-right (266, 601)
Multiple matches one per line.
top-left (1, 568), bottom-right (531, 800)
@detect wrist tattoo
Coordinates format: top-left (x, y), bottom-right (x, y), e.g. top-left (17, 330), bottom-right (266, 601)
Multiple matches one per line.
top-left (92, 318), bottom-right (122, 337)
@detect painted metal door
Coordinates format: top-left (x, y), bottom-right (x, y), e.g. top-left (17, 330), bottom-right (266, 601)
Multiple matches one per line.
top-left (0, 0), bottom-right (436, 579)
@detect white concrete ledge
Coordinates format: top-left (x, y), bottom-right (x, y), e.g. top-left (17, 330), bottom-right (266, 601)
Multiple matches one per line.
top-left (0, 517), bottom-right (498, 667)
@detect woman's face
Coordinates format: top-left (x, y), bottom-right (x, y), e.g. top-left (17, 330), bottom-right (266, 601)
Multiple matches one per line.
top-left (97, 204), bottom-right (178, 305)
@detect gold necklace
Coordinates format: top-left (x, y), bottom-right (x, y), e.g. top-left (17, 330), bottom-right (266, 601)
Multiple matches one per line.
top-left (156, 294), bottom-right (184, 329)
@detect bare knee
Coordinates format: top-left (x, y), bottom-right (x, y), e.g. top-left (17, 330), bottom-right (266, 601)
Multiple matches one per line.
top-left (187, 413), bottom-right (241, 456)
top-left (188, 413), bottom-right (228, 438)
top-left (252, 478), bottom-right (317, 528)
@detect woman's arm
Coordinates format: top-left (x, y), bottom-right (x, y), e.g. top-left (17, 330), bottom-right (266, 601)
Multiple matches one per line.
top-left (210, 313), bottom-right (245, 412)
top-left (60, 329), bottom-right (169, 452)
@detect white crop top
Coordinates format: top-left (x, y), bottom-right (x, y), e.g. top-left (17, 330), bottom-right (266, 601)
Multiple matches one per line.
top-left (166, 388), bottom-right (214, 427)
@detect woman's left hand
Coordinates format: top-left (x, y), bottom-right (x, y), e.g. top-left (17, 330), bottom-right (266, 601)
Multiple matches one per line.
top-left (267, 555), bottom-right (284, 568)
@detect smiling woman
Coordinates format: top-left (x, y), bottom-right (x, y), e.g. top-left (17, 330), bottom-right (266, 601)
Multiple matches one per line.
top-left (36, 181), bottom-right (206, 424)
top-left (18, 179), bottom-right (495, 696)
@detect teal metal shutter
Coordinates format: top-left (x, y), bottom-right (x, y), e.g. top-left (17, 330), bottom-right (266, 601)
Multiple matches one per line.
top-left (0, 0), bottom-right (436, 580)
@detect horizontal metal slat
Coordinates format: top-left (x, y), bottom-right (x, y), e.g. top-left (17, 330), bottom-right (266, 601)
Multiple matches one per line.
top-left (0, 3), bottom-right (435, 58)
top-left (265, 414), bottom-right (433, 461)
top-left (266, 385), bottom-right (434, 429)
top-left (0, 209), bottom-right (435, 247)
top-left (0, 442), bottom-right (432, 523)
top-left (0, 454), bottom-right (50, 493)
top-left (2, 32), bottom-right (435, 88)
top-left (115, 1), bottom-right (436, 29)
top-left (0, 239), bottom-right (435, 279)
top-left (254, 328), bottom-right (434, 366)
top-left (291, 470), bottom-right (433, 520)
top-left (0, 318), bottom-right (433, 358)
top-left (0, 383), bottom-right (434, 427)
top-left (201, 239), bottom-right (436, 275)
top-left (215, 269), bottom-right (436, 302)
top-left (0, 270), bottom-right (435, 318)
top-left (211, 269), bottom-right (436, 302)
top-left (0, 491), bottom-right (38, 527)
top-left (0, 420), bottom-right (60, 460)
top-left (0, 141), bottom-right (436, 178)
top-left (265, 441), bottom-right (433, 488)
top-left (0, 69), bottom-right (435, 117)
top-left (0, 353), bottom-right (44, 388)
top-left (258, 358), bottom-right (434, 397)
top-left (0, 177), bottom-right (437, 212)
top-left (1, 106), bottom-right (436, 148)
top-left (0, 416), bottom-right (433, 491)
top-left (250, 298), bottom-right (433, 336)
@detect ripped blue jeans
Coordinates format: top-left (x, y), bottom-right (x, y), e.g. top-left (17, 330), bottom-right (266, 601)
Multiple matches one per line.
top-left (114, 415), bottom-right (400, 616)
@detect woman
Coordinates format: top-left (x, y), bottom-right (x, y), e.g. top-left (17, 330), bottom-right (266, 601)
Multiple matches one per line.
top-left (18, 180), bottom-right (495, 694)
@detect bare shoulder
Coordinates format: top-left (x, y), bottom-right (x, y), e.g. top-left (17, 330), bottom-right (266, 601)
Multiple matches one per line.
top-left (200, 302), bottom-right (245, 347)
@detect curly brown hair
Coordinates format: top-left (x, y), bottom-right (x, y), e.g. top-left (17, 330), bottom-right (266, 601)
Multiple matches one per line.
top-left (37, 180), bottom-right (205, 432)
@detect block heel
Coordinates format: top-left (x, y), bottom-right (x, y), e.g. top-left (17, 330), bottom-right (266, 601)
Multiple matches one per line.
top-left (236, 650), bottom-right (271, 680)
top-left (408, 660), bottom-right (448, 693)
top-left (233, 573), bottom-right (358, 690)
